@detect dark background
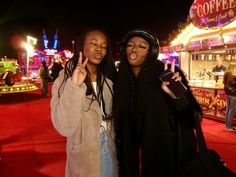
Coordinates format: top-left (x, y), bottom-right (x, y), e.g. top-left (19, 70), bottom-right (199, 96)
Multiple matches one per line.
top-left (0, 0), bottom-right (193, 58)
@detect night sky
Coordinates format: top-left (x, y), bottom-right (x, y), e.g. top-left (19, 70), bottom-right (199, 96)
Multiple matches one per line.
top-left (0, 0), bottom-right (193, 57)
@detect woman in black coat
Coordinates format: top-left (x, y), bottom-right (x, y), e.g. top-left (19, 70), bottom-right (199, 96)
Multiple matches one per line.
top-left (113, 28), bottom-right (202, 177)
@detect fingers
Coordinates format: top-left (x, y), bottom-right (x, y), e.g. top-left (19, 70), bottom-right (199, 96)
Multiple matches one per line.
top-left (78, 51), bottom-right (88, 67)
top-left (78, 51), bottom-right (83, 64)
top-left (164, 60), bottom-right (168, 71)
top-left (171, 59), bottom-right (175, 72)
top-left (173, 72), bottom-right (182, 81)
top-left (82, 57), bottom-right (88, 67)
top-left (164, 59), bottom-right (175, 72)
top-left (76, 52), bottom-right (88, 74)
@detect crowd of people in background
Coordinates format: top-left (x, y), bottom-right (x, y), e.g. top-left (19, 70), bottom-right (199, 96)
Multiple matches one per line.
top-left (38, 58), bottom-right (64, 97)
top-left (48, 60), bottom-right (64, 82)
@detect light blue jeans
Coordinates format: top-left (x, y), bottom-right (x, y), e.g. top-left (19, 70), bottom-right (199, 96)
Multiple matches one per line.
top-left (100, 131), bottom-right (118, 177)
top-left (225, 95), bottom-right (236, 129)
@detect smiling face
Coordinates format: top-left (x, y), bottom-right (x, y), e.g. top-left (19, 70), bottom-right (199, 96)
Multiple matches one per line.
top-left (126, 36), bottom-right (149, 75)
top-left (83, 31), bottom-right (108, 66)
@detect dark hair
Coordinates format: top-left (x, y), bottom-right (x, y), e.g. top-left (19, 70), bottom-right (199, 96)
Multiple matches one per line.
top-left (41, 60), bottom-right (47, 67)
top-left (58, 27), bottom-right (117, 120)
top-left (114, 28), bottom-right (163, 121)
top-left (119, 28), bottom-right (160, 60)
top-left (63, 27), bottom-right (116, 82)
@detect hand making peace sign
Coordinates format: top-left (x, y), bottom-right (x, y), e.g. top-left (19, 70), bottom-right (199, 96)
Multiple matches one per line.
top-left (71, 51), bottom-right (89, 86)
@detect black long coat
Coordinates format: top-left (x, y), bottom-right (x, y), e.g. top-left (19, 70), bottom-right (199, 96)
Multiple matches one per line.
top-left (114, 60), bottom-right (201, 177)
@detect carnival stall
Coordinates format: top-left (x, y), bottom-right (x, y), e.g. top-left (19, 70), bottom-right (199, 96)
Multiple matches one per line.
top-left (160, 0), bottom-right (236, 123)
top-left (19, 30), bottom-right (73, 79)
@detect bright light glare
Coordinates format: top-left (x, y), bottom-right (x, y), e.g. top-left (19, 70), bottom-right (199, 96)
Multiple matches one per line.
top-left (24, 43), bottom-right (33, 51)
top-left (27, 36), bottom-right (37, 45)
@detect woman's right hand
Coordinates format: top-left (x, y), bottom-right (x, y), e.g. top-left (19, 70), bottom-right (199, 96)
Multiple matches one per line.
top-left (161, 59), bottom-right (182, 99)
top-left (71, 52), bottom-right (89, 86)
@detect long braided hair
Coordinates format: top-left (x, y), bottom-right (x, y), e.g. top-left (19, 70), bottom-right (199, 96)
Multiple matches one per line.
top-left (113, 28), bottom-right (164, 122)
top-left (58, 27), bottom-right (117, 120)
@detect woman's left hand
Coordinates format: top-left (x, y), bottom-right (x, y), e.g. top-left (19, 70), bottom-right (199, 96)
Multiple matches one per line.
top-left (161, 60), bottom-right (182, 99)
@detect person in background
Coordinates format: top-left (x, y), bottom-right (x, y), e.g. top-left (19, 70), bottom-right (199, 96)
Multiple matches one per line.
top-left (113, 28), bottom-right (202, 177)
top-left (39, 60), bottom-right (50, 97)
top-left (49, 59), bottom-right (64, 82)
top-left (223, 63), bottom-right (236, 131)
top-left (212, 57), bottom-right (227, 81)
top-left (50, 27), bottom-right (118, 177)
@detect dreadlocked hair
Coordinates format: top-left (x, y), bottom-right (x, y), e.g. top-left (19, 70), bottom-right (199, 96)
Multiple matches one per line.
top-left (113, 50), bottom-right (163, 120)
top-left (58, 27), bottom-right (117, 120)
top-left (113, 28), bottom-right (163, 121)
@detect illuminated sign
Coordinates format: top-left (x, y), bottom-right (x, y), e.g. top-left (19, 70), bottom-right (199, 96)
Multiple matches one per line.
top-left (160, 46), bottom-right (171, 53)
top-left (44, 49), bottom-right (57, 56)
top-left (188, 40), bottom-right (202, 50)
top-left (189, 0), bottom-right (236, 29)
top-left (202, 37), bottom-right (224, 47)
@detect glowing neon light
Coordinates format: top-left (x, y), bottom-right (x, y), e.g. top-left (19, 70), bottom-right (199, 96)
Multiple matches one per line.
top-left (42, 29), bottom-right (48, 49)
top-left (53, 29), bottom-right (58, 49)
